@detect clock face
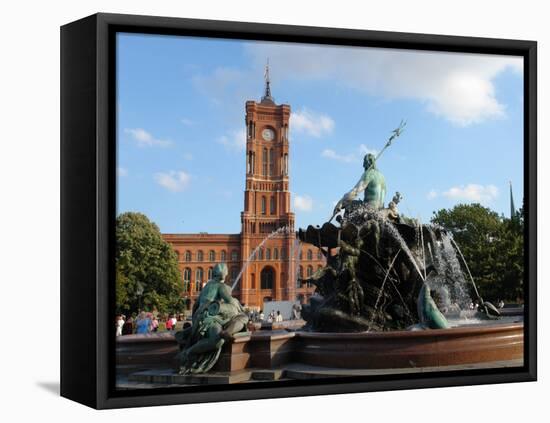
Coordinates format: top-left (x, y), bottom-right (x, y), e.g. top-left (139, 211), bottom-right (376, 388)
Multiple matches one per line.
top-left (262, 128), bottom-right (275, 141)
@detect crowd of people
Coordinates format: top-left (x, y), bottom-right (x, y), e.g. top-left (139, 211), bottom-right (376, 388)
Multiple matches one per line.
top-left (115, 312), bottom-right (188, 336)
top-left (247, 309), bottom-right (285, 323)
top-left (116, 304), bottom-right (303, 336)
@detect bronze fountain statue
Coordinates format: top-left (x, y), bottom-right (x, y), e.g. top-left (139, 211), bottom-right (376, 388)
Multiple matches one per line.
top-left (299, 121), bottom-right (499, 332)
top-left (175, 263), bottom-right (248, 374)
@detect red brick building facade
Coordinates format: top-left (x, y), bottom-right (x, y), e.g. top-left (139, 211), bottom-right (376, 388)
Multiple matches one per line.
top-left (163, 75), bottom-right (324, 309)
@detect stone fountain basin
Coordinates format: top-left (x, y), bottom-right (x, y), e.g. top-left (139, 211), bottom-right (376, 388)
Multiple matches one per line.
top-left (117, 321), bottom-right (523, 374)
top-left (295, 322), bottom-right (523, 369)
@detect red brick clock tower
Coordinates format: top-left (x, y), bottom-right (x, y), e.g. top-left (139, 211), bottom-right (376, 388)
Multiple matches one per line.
top-left (163, 66), bottom-right (323, 311)
top-left (238, 64), bottom-right (296, 306)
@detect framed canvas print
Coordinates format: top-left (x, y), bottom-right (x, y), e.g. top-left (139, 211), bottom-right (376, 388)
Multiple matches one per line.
top-left (60, 13), bottom-right (537, 409)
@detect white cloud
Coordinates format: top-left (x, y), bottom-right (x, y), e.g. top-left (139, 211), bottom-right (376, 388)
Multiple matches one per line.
top-left (218, 128), bottom-right (246, 152)
top-left (246, 44), bottom-right (522, 126)
top-left (124, 128), bottom-right (172, 147)
top-left (322, 144), bottom-right (377, 163)
top-left (290, 108), bottom-right (334, 138)
top-left (442, 184), bottom-right (498, 203)
top-left (117, 167), bottom-right (128, 177)
top-left (154, 170), bottom-right (191, 192)
top-left (427, 189), bottom-right (438, 200)
top-left (293, 194), bottom-right (313, 212)
top-left (321, 149), bottom-right (356, 163)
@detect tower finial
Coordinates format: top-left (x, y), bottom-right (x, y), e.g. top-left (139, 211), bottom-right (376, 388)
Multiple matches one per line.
top-left (509, 180), bottom-right (517, 219)
top-left (261, 58), bottom-right (275, 104)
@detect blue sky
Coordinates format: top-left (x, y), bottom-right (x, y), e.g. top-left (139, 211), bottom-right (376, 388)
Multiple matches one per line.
top-left (116, 33), bottom-right (524, 234)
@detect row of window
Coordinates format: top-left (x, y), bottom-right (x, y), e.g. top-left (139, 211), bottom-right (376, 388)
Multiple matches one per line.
top-left (260, 195), bottom-right (277, 215)
top-left (253, 247), bottom-right (279, 260)
top-left (177, 250), bottom-right (239, 262)
top-left (246, 150), bottom-right (289, 176)
top-left (300, 250), bottom-right (323, 261)
top-left (182, 266), bottom-right (240, 292)
top-left (176, 248), bottom-right (323, 263)
top-left (181, 265), bottom-right (319, 293)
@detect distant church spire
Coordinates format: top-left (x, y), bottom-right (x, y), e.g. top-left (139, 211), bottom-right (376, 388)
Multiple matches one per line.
top-left (261, 59), bottom-right (275, 104)
top-left (509, 180), bottom-right (517, 219)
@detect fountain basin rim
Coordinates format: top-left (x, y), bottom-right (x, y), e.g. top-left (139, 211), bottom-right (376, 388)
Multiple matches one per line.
top-left (117, 322), bottom-right (523, 344)
top-left (296, 322), bottom-right (523, 339)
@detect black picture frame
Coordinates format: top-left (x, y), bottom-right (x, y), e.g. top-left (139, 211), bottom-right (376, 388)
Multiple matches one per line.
top-left (60, 12), bottom-right (537, 409)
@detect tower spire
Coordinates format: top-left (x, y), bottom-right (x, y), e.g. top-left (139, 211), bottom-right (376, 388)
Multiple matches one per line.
top-left (261, 59), bottom-right (275, 104)
top-left (509, 180), bottom-right (516, 219)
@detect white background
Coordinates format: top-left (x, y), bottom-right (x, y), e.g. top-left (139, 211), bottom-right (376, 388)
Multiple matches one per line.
top-left (0, 0), bottom-right (546, 420)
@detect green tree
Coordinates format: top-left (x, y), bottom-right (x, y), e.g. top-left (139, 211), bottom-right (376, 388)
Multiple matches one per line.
top-left (431, 204), bottom-right (523, 302)
top-left (492, 208), bottom-right (524, 301)
top-left (115, 212), bottom-right (182, 314)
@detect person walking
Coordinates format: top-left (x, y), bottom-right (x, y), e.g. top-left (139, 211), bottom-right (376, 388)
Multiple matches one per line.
top-left (115, 315), bottom-right (125, 336)
top-left (170, 314), bottom-right (178, 330)
top-left (166, 314), bottom-right (173, 331)
top-left (151, 315), bottom-right (159, 332)
top-left (135, 311), bottom-right (151, 334)
top-left (122, 316), bottom-right (134, 335)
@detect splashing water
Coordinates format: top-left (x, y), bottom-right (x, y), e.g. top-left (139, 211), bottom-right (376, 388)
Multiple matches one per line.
top-left (231, 226), bottom-right (292, 290)
top-left (380, 218), bottom-right (425, 282)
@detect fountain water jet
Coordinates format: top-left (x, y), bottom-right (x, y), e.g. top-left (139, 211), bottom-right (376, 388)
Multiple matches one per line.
top-left (231, 225), bottom-right (291, 291)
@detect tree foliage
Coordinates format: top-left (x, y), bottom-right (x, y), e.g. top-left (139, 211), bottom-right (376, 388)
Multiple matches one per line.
top-left (431, 204), bottom-right (524, 302)
top-left (115, 212), bottom-right (182, 314)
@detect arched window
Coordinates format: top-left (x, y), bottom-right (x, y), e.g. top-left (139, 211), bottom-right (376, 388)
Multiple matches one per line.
top-left (297, 266), bottom-right (304, 288)
top-left (281, 247), bottom-right (286, 260)
top-left (195, 268), bottom-right (204, 291)
top-left (299, 250), bottom-right (303, 260)
top-left (220, 250), bottom-right (226, 262)
top-left (231, 250), bottom-right (238, 261)
top-left (274, 248), bottom-right (279, 260)
top-left (183, 268), bottom-right (191, 292)
top-left (231, 266), bottom-right (239, 285)
top-left (266, 248), bottom-right (271, 260)
top-left (208, 267), bottom-right (213, 281)
top-left (317, 249), bottom-right (322, 260)
top-left (261, 267), bottom-right (274, 290)
top-left (269, 148), bottom-right (274, 175)
top-left (261, 196), bottom-right (266, 215)
top-left (185, 251), bottom-right (191, 262)
top-left (307, 266), bottom-right (314, 287)
top-left (258, 248), bottom-right (263, 260)
top-left (307, 250), bottom-right (313, 261)
top-left (197, 250), bottom-right (203, 262)
top-left (270, 196), bottom-right (276, 214)
top-left (209, 250), bottom-right (215, 261)
top-left (262, 148), bottom-right (268, 176)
